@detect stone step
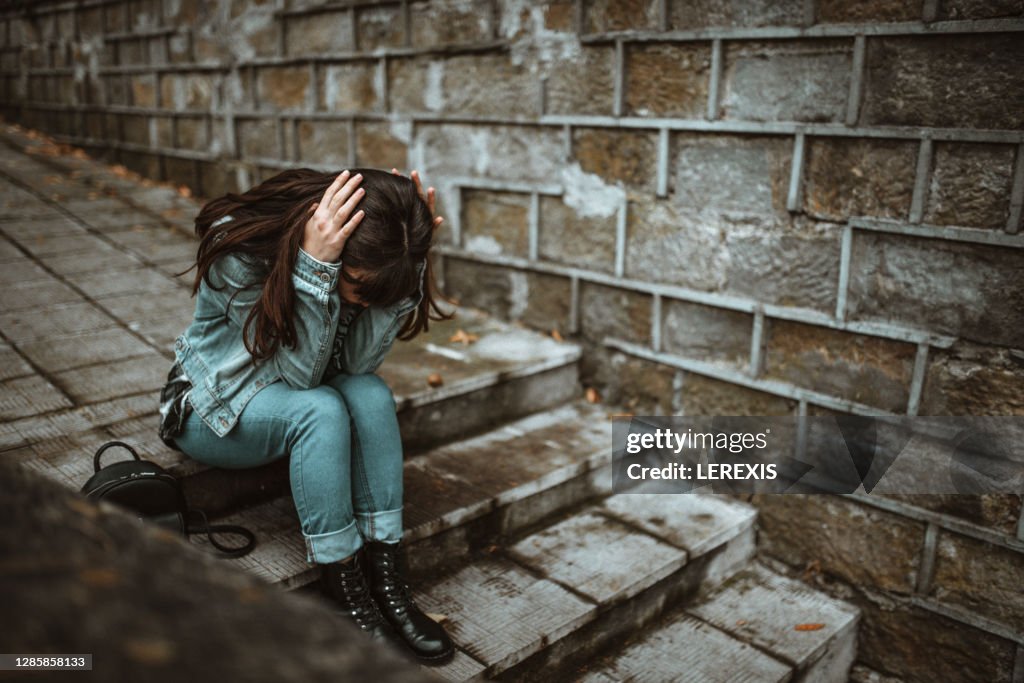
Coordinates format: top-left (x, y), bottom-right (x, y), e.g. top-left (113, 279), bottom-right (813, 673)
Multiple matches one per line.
top-left (196, 399), bottom-right (617, 589)
top-left (7, 305), bottom-right (582, 517)
top-left (578, 562), bottom-right (861, 683)
top-left (414, 493), bottom-right (758, 681)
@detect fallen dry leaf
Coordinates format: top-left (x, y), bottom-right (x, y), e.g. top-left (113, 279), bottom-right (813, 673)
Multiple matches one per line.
top-left (736, 619), bottom-right (748, 626)
top-left (177, 185), bottom-right (192, 198)
top-left (551, 329), bottom-right (563, 342)
top-left (448, 328), bottom-right (479, 345)
top-left (585, 387), bottom-right (600, 403)
top-left (425, 612), bottom-right (448, 624)
top-left (426, 372), bottom-right (444, 387)
top-left (794, 623), bottom-right (825, 632)
top-left (79, 567), bottom-right (120, 588)
top-left (123, 638), bottom-right (176, 665)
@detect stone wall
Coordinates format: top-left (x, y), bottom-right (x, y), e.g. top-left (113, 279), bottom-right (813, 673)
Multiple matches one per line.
top-left (1, 1), bottom-right (1022, 681)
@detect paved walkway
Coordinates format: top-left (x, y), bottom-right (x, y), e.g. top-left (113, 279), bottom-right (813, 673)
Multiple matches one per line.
top-left (0, 121), bottom-right (210, 484)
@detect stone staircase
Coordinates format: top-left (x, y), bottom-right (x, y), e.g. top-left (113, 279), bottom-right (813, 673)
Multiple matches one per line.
top-left (171, 311), bottom-right (860, 682)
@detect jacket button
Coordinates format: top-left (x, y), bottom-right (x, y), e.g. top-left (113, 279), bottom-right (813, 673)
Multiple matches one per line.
top-left (175, 339), bottom-right (183, 349)
top-left (219, 416), bottom-right (228, 427)
top-left (320, 272), bottom-right (331, 283)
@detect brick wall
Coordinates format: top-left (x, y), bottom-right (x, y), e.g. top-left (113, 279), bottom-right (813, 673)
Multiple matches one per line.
top-left (1, 0), bottom-right (1022, 680)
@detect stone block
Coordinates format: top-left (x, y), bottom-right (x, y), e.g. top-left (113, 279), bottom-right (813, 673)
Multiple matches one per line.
top-left (751, 494), bottom-right (924, 593)
top-left (355, 5), bottom-right (406, 50)
top-left (520, 270), bottom-right (572, 334)
top-left (764, 320), bottom-right (917, 412)
top-left (121, 114), bottom-right (150, 146)
top-left (930, 530), bottom-right (1024, 628)
top-left (857, 595), bottom-right (1017, 683)
top-left (443, 257), bottom-right (513, 316)
top-left (625, 42), bottom-right (711, 118)
top-left (668, 0), bottom-right (805, 30)
top-left (847, 233), bottom-right (1024, 348)
top-left (283, 9), bottom-right (354, 56)
top-left (319, 62), bottom-right (380, 113)
top-left (0, 375), bottom-right (73, 420)
top-left (818, 0), bottom-right (921, 22)
top-left (152, 117), bottom-right (173, 147)
top-left (546, 45), bottom-right (616, 116)
top-left (938, 0), bottom-right (1024, 19)
top-left (720, 39), bottom-right (851, 123)
top-left (679, 372), bottom-right (798, 415)
top-left (579, 281), bottom-right (651, 344)
top-left (354, 121), bottom-right (407, 168)
top-left (130, 75), bottom-right (156, 107)
top-left (256, 65), bottom-right (309, 110)
top-left (573, 127), bottom-right (657, 192)
top-left (584, 0), bottom-right (661, 32)
top-left (52, 352), bottom-right (167, 404)
top-left (163, 156), bottom-right (198, 195)
top-left (880, 494), bottom-right (1021, 535)
top-left (237, 118), bottom-right (280, 159)
top-left (662, 299), bottom-right (751, 365)
top-left (296, 120), bottom-right (349, 166)
top-left (586, 352), bottom-right (679, 414)
top-left (177, 117), bottom-right (207, 151)
top-left (624, 199), bottom-right (729, 291)
top-left (409, 0), bottom-right (492, 48)
top-left (861, 34), bottom-right (1024, 130)
top-left (413, 123), bottom-right (566, 183)
top-left (0, 301), bottom-right (118, 343)
top-left (442, 53), bottom-right (539, 117)
top-left (104, 74), bottom-right (128, 105)
top-left (918, 342), bottom-right (1024, 416)
top-left (804, 137), bottom-right (917, 221)
top-left (462, 189), bottom-right (530, 257)
top-left (538, 195), bottom-right (617, 274)
top-left (924, 142), bottom-right (1015, 230)
top-left (159, 73), bottom-right (216, 111)
top-left (119, 38), bottom-right (147, 65)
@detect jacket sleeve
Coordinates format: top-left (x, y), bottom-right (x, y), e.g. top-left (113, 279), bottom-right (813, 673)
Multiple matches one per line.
top-left (209, 246), bottom-right (342, 390)
top-left (332, 259), bottom-right (426, 376)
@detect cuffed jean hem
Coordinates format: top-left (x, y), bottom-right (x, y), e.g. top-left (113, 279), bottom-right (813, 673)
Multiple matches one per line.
top-left (303, 519), bottom-right (364, 564)
top-left (355, 506), bottom-right (404, 543)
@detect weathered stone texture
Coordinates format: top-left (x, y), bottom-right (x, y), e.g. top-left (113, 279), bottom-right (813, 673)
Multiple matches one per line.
top-left (257, 66), bottom-right (310, 110)
top-left (539, 196), bottom-right (617, 274)
top-left (803, 137), bottom-right (917, 221)
top-left (462, 189), bottom-right (530, 257)
top-left (443, 257), bottom-right (512, 316)
top-left (924, 142), bottom-right (1015, 230)
top-left (930, 531), bottom-right (1024, 628)
top-left (918, 342), bottom-right (1024, 416)
top-left (764, 320), bottom-right (917, 412)
top-left (580, 348), bottom-right (678, 414)
top-left (847, 233), bottom-right (1024, 349)
top-left (237, 118), bottom-right (279, 159)
top-left (668, 0), bottom-right (805, 29)
top-left (584, 0), bottom-right (661, 33)
top-left (752, 495), bottom-right (924, 593)
top-left (284, 10), bottom-right (354, 56)
top-left (353, 121), bottom-right (407, 168)
top-left (817, 0), bottom-right (921, 22)
top-left (720, 40), bottom-right (851, 123)
top-left (413, 124), bottom-right (566, 183)
top-left (625, 199), bottom-right (730, 291)
top-left (409, 0), bottom-right (492, 48)
top-left (661, 299), bottom-right (751, 365)
top-left (356, 6), bottom-right (406, 50)
top-left (579, 282), bottom-right (652, 345)
top-left (130, 75), bottom-right (156, 107)
top-left (319, 63), bottom-right (380, 113)
top-left (573, 128), bottom-right (657, 192)
top-left (680, 372), bottom-right (798, 415)
top-left (177, 117), bottom-right (208, 151)
top-left (856, 595), bottom-right (1018, 683)
top-left (160, 73), bottom-right (215, 111)
top-left (938, 0), bottom-right (1024, 19)
top-left (390, 54), bottom-right (536, 116)
top-left (880, 494), bottom-right (1022, 535)
top-left (546, 46), bottom-right (616, 116)
top-left (625, 43), bottom-right (711, 118)
top-left (519, 270), bottom-right (573, 334)
top-left (861, 34), bottom-right (1024, 129)
top-left (121, 114), bottom-right (150, 146)
top-left (296, 120), bottom-right (349, 165)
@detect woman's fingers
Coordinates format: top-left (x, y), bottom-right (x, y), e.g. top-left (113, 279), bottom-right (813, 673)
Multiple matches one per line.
top-left (318, 171), bottom-right (350, 214)
top-left (326, 172), bottom-right (364, 222)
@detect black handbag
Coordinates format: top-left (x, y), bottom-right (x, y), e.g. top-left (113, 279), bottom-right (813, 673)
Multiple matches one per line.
top-left (79, 440), bottom-right (256, 559)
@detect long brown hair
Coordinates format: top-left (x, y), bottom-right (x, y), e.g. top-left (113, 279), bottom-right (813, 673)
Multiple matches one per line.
top-left (188, 167), bottom-right (454, 361)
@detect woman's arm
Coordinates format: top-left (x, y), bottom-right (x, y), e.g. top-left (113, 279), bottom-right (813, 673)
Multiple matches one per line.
top-left (331, 259), bottom-right (426, 376)
top-left (210, 248), bottom-right (342, 389)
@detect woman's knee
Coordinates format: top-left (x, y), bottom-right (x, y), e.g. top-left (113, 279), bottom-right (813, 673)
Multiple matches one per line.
top-left (292, 385), bottom-right (351, 435)
top-left (334, 373), bottom-right (396, 413)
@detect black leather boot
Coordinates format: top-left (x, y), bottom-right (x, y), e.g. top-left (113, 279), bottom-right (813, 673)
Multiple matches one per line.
top-left (362, 540), bottom-right (455, 664)
top-left (319, 551), bottom-right (404, 651)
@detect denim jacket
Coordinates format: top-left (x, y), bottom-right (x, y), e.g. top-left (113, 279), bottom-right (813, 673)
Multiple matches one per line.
top-left (172, 215), bottom-right (425, 438)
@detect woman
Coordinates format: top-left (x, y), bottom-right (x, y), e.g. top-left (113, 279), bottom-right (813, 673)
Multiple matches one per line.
top-left (157, 167), bottom-right (456, 665)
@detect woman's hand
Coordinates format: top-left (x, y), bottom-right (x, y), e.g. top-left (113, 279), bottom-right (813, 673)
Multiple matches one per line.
top-left (302, 170), bottom-right (365, 263)
top-left (392, 168), bottom-right (444, 230)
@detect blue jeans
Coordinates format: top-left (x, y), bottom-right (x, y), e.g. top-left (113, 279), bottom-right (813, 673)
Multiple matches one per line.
top-left (173, 373), bottom-right (404, 565)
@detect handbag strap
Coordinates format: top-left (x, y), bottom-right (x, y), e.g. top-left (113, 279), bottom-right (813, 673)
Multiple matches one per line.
top-left (186, 509), bottom-right (257, 559)
top-left (93, 440), bottom-right (141, 473)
